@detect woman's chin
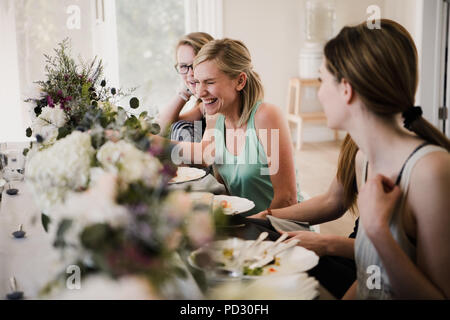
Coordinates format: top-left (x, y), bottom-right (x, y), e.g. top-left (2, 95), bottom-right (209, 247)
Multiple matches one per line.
top-left (205, 107), bottom-right (217, 115)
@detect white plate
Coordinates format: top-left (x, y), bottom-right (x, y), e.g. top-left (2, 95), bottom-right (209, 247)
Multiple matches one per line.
top-left (208, 273), bottom-right (319, 300)
top-left (188, 238), bottom-right (319, 280)
top-left (213, 195), bottom-right (255, 215)
top-left (168, 167), bottom-right (207, 184)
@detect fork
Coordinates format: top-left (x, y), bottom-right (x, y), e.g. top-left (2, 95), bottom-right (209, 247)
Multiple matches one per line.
top-left (250, 232), bottom-right (289, 260)
top-left (248, 239), bottom-right (300, 269)
top-left (215, 232), bottom-right (269, 276)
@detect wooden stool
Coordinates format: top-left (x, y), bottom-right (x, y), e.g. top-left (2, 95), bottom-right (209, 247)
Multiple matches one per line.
top-left (286, 77), bottom-right (339, 150)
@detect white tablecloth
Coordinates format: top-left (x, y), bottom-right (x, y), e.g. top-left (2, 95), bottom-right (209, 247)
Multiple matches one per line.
top-left (0, 181), bottom-right (64, 299)
top-left (0, 181), bottom-right (203, 300)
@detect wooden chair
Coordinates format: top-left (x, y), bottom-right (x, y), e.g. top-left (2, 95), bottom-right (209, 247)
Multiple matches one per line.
top-left (286, 77), bottom-right (339, 150)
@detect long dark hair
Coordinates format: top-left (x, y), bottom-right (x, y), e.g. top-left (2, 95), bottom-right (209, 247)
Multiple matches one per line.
top-left (326, 19), bottom-right (450, 211)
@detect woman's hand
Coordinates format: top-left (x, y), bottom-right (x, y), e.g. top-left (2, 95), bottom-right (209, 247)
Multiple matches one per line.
top-left (280, 230), bottom-right (329, 257)
top-left (357, 174), bottom-right (402, 239)
top-left (177, 83), bottom-right (193, 102)
top-left (247, 210), bottom-right (270, 220)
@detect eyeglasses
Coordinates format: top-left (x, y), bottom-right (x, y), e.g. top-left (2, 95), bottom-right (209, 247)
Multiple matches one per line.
top-left (174, 63), bottom-right (193, 74)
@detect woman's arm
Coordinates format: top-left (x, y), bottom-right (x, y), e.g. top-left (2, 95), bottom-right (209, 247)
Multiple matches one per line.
top-left (282, 230), bottom-right (355, 259)
top-left (342, 281), bottom-right (357, 300)
top-left (153, 114), bottom-right (218, 167)
top-left (359, 152), bottom-right (450, 299)
top-left (250, 177), bottom-right (347, 224)
top-left (158, 94), bottom-right (190, 135)
top-left (158, 85), bottom-right (204, 135)
top-left (254, 103), bottom-right (298, 209)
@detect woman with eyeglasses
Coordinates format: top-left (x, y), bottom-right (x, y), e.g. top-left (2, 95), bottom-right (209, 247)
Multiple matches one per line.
top-left (158, 32), bottom-right (214, 142)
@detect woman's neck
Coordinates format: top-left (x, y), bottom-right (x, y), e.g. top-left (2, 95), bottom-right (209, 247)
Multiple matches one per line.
top-left (223, 99), bottom-right (243, 129)
top-left (348, 113), bottom-right (423, 178)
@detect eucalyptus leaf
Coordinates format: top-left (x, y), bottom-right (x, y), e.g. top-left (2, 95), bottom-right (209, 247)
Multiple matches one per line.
top-left (57, 126), bottom-right (71, 140)
top-left (41, 213), bottom-right (51, 233)
top-left (139, 111), bottom-right (148, 119)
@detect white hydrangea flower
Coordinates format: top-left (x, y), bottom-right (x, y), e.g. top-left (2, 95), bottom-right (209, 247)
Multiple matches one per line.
top-left (31, 106), bottom-right (67, 146)
top-left (97, 140), bottom-right (162, 187)
top-left (46, 172), bottom-right (130, 250)
top-left (25, 131), bottom-right (95, 212)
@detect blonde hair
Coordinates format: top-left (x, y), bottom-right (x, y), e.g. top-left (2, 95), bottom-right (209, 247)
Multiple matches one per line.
top-left (176, 32), bottom-right (214, 57)
top-left (193, 38), bottom-right (264, 126)
top-left (326, 19), bottom-right (450, 212)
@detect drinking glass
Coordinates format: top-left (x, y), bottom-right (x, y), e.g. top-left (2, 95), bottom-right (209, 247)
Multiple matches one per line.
top-left (0, 148), bottom-right (25, 193)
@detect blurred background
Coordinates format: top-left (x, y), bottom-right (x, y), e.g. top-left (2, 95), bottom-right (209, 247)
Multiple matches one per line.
top-left (1, 0), bottom-right (448, 237)
top-left (1, 0), bottom-right (448, 143)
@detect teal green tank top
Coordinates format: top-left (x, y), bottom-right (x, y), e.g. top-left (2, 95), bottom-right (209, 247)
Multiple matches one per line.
top-left (214, 102), bottom-right (282, 216)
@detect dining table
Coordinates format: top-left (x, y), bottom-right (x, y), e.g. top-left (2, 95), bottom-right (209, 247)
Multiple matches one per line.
top-left (0, 170), bottom-right (335, 300)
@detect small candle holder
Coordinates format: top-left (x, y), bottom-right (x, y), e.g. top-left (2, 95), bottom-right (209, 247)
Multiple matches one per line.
top-left (6, 277), bottom-right (24, 300)
top-left (12, 224), bottom-right (26, 239)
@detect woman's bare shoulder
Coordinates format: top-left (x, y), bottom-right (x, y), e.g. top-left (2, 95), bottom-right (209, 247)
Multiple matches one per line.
top-left (408, 149), bottom-right (450, 215)
top-left (411, 149), bottom-right (450, 182)
top-left (254, 102), bottom-right (283, 129)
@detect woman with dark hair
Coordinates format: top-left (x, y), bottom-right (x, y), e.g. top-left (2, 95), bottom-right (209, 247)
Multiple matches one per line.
top-left (252, 19), bottom-right (450, 300)
top-left (324, 19), bottom-right (450, 300)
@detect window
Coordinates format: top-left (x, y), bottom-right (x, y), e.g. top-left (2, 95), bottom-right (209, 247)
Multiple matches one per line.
top-left (0, 0), bottom-right (223, 141)
top-left (115, 0), bottom-right (186, 115)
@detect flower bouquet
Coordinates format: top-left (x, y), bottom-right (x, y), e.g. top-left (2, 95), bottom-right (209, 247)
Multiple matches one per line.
top-left (23, 39), bottom-right (215, 299)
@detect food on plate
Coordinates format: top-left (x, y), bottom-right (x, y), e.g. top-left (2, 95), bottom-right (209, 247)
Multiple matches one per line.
top-left (169, 167), bottom-right (206, 183)
top-left (194, 243), bottom-right (283, 276)
top-left (219, 200), bottom-right (231, 209)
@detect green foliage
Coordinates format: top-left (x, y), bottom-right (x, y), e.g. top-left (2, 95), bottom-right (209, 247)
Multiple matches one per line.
top-left (80, 224), bottom-right (123, 252)
top-left (41, 213), bottom-right (51, 233)
top-left (53, 219), bottom-right (73, 248)
top-left (57, 126), bottom-right (71, 140)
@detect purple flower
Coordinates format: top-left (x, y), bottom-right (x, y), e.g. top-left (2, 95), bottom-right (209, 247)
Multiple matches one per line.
top-left (161, 163), bottom-right (177, 177)
top-left (57, 90), bottom-right (63, 96)
top-left (149, 144), bottom-right (164, 157)
top-left (46, 95), bottom-right (54, 108)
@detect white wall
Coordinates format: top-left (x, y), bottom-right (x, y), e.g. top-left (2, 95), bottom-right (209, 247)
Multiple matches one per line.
top-left (222, 0), bottom-right (426, 142)
top-left (0, 0), bottom-right (28, 143)
top-left (223, 0), bottom-right (302, 112)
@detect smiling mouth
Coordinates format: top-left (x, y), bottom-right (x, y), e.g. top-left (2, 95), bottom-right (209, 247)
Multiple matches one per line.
top-left (203, 98), bottom-right (218, 106)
